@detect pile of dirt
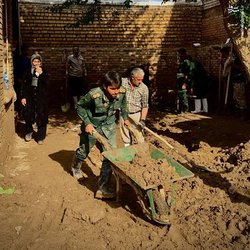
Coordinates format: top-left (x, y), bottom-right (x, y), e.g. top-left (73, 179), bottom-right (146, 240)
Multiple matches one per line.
top-left (149, 112), bottom-right (250, 248)
top-left (116, 145), bottom-right (179, 190)
top-left (0, 109), bottom-right (250, 249)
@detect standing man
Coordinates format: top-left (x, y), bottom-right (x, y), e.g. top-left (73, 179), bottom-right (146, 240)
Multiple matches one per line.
top-left (71, 71), bottom-right (131, 199)
top-left (188, 56), bottom-right (210, 114)
top-left (176, 48), bottom-right (193, 114)
top-left (219, 47), bottom-right (247, 118)
top-left (67, 46), bottom-right (87, 109)
top-left (231, 56), bottom-right (247, 120)
top-left (21, 53), bottom-right (49, 145)
top-left (120, 67), bottom-right (149, 146)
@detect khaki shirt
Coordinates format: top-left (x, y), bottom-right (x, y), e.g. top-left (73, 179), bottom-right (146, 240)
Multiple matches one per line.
top-left (67, 54), bottom-right (86, 77)
top-left (121, 77), bottom-right (149, 113)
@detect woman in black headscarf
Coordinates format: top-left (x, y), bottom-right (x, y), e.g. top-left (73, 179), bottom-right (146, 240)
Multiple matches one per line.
top-left (21, 53), bottom-right (49, 145)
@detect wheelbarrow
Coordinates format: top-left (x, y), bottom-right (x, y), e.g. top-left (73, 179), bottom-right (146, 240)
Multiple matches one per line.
top-left (95, 130), bottom-right (194, 225)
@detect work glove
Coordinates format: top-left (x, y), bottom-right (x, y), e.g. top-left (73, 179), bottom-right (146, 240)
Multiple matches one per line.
top-left (139, 119), bottom-right (146, 129)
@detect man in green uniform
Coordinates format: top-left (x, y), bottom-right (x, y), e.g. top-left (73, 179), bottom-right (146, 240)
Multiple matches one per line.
top-left (71, 71), bottom-right (131, 199)
top-left (187, 55), bottom-right (209, 113)
top-left (176, 48), bottom-right (193, 114)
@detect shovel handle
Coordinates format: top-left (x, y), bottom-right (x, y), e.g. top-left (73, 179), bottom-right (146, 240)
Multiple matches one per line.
top-left (130, 118), bottom-right (212, 172)
top-left (130, 118), bottom-right (174, 149)
top-left (143, 126), bottom-right (174, 149)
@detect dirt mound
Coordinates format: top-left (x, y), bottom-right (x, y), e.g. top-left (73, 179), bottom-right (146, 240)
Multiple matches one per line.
top-left (0, 110), bottom-right (250, 249)
top-left (114, 144), bottom-right (179, 189)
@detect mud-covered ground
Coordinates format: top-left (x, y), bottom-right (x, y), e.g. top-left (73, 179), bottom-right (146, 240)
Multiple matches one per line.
top-left (0, 109), bottom-right (249, 249)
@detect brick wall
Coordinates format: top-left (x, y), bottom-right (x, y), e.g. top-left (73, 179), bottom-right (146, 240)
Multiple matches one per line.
top-left (19, 3), bottom-right (204, 107)
top-left (202, 4), bottom-right (228, 44)
top-left (0, 0), bottom-right (15, 166)
top-left (203, 0), bottom-right (220, 9)
top-left (201, 0), bottom-right (228, 77)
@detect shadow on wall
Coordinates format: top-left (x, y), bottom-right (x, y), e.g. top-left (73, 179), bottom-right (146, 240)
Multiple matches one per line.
top-left (18, 3), bottom-right (234, 116)
top-left (19, 3), bottom-right (205, 111)
top-left (148, 5), bottom-right (203, 111)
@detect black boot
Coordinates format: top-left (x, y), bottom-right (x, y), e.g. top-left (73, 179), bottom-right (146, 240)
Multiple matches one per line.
top-left (71, 155), bottom-right (84, 180)
top-left (95, 178), bottom-right (115, 199)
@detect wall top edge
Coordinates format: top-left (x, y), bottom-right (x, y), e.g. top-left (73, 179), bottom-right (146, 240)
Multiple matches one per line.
top-left (19, 0), bottom-right (203, 7)
top-left (203, 4), bottom-right (221, 10)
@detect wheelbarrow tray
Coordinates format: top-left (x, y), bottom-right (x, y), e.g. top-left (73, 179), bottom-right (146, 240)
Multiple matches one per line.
top-left (103, 142), bottom-right (194, 190)
top-left (102, 142), bottom-right (194, 225)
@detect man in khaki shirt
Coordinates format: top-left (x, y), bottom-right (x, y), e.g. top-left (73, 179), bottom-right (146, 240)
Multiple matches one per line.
top-left (120, 67), bottom-right (149, 146)
top-left (67, 46), bottom-right (87, 108)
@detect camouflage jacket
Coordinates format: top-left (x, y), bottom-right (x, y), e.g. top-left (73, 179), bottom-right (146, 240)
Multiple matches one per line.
top-left (77, 87), bottom-right (128, 134)
top-left (176, 59), bottom-right (193, 90)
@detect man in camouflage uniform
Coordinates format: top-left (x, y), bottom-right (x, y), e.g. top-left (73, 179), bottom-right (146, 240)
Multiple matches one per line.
top-left (176, 48), bottom-right (193, 114)
top-left (71, 71), bottom-right (130, 199)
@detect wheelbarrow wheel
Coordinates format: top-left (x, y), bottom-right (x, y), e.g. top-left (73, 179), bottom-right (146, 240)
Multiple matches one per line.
top-left (152, 190), bottom-right (170, 223)
top-left (138, 190), bottom-right (170, 225)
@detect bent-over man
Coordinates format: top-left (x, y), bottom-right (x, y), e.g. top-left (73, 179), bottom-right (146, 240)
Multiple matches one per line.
top-left (71, 71), bottom-right (131, 199)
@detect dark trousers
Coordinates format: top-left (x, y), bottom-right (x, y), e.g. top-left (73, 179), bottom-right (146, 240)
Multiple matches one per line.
top-left (26, 123), bottom-right (47, 141)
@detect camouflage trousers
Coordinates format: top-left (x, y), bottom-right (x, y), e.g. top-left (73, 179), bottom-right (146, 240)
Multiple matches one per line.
top-left (177, 89), bottom-right (189, 113)
top-left (76, 127), bottom-right (117, 188)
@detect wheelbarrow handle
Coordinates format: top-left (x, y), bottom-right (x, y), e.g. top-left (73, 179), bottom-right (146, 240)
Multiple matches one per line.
top-left (92, 129), bottom-right (112, 151)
